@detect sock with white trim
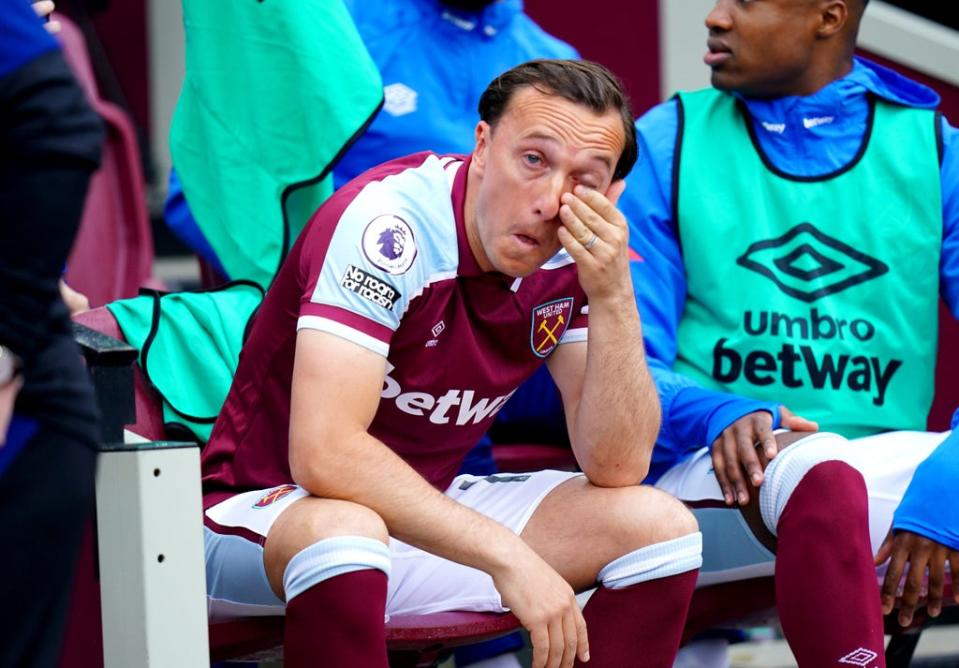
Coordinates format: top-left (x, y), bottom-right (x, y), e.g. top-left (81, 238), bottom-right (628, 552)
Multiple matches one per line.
top-left (773, 460), bottom-right (885, 667)
top-left (283, 536), bottom-right (391, 668)
top-left (577, 533), bottom-right (702, 667)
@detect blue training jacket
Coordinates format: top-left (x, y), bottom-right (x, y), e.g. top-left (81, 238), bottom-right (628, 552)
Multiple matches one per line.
top-left (621, 57), bottom-right (959, 549)
top-left (0, 0), bottom-right (57, 77)
top-left (333, 0), bottom-right (578, 187)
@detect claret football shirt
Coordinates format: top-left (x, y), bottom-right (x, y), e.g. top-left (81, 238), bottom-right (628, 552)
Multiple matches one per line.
top-left (202, 153), bottom-right (588, 501)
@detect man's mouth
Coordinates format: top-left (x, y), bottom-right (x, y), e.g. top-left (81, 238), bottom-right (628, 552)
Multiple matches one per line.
top-left (513, 233), bottom-right (540, 248)
top-left (704, 38), bottom-right (732, 67)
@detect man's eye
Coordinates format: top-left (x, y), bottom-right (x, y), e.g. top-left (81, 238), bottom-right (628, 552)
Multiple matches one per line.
top-left (523, 153), bottom-right (542, 166)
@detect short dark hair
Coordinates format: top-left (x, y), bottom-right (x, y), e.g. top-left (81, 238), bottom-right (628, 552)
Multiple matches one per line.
top-left (478, 59), bottom-right (637, 182)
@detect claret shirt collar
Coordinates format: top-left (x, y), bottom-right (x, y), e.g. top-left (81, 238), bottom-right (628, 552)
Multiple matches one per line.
top-left (450, 156), bottom-right (487, 277)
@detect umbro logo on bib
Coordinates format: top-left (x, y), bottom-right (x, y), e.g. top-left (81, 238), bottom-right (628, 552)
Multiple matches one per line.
top-left (737, 222), bottom-right (888, 302)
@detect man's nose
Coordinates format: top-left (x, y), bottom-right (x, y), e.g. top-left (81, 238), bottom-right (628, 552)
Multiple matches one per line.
top-left (533, 173), bottom-right (570, 221)
top-left (706, 0), bottom-right (733, 31)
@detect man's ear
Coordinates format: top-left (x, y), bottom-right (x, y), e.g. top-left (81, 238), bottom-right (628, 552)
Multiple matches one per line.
top-left (472, 120), bottom-right (492, 175)
top-left (817, 0), bottom-right (848, 38)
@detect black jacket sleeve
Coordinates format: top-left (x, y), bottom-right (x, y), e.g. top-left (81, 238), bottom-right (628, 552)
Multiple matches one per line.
top-left (0, 49), bottom-right (103, 366)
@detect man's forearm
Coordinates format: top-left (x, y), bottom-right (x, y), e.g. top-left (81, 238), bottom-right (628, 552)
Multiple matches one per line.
top-left (573, 292), bottom-right (659, 486)
top-left (291, 429), bottom-right (529, 575)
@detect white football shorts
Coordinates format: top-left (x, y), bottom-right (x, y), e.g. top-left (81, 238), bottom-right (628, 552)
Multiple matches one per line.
top-left (203, 469), bottom-right (582, 621)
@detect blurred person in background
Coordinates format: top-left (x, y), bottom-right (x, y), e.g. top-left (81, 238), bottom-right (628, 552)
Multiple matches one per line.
top-left (0, 0), bottom-right (103, 664)
top-left (165, 0), bottom-right (578, 284)
top-left (332, 0), bottom-right (579, 187)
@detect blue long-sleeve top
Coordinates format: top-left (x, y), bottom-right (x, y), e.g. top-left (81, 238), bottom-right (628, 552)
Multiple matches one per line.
top-left (334, 0), bottom-right (578, 187)
top-left (0, 0), bottom-right (57, 78)
top-left (893, 417), bottom-right (959, 549)
top-left (623, 57), bottom-right (959, 548)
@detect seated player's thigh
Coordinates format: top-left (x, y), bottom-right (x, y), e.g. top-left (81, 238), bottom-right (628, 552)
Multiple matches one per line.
top-left (737, 430), bottom-right (816, 549)
top-left (264, 497), bottom-right (388, 598)
top-left (654, 431), bottom-right (817, 585)
top-left (521, 476), bottom-right (697, 591)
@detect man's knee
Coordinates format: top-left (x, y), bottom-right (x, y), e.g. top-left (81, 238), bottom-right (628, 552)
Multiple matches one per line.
top-left (579, 485), bottom-right (699, 571)
top-left (264, 498), bottom-right (389, 598)
top-left (759, 432), bottom-right (864, 536)
top-left (270, 497), bottom-right (388, 546)
top-left (774, 429), bottom-right (815, 451)
top-left (596, 486), bottom-right (702, 590)
top-left (619, 485), bottom-right (699, 545)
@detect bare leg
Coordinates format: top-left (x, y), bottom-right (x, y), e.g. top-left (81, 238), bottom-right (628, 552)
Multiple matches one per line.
top-left (523, 478), bottom-right (701, 667)
top-left (263, 498), bottom-right (390, 668)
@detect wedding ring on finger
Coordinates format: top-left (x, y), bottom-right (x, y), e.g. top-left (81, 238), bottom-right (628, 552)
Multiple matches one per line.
top-left (584, 233), bottom-right (598, 250)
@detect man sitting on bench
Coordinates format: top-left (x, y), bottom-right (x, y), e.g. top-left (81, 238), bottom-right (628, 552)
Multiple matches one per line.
top-left (200, 59), bottom-right (703, 668)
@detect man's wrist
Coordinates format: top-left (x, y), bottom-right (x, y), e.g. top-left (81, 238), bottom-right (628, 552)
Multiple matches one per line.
top-left (585, 290), bottom-right (643, 330)
top-left (479, 527), bottom-right (530, 577)
top-left (0, 345), bottom-right (23, 386)
top-left (586, 279), bottom-right (638, 307)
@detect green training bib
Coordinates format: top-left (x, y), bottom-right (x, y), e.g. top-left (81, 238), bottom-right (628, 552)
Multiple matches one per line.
top-left (674, 89), bottom-right (942, 438)
top-left (108, 282), bottom-right (264, 442)
top-left (171, 0), bottom-right (382, 288)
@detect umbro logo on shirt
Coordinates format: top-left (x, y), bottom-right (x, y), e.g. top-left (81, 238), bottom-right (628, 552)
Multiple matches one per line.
top-left (736, 222), bottom-right (888, 303)
top-left (716, 224), bottom-right (901, 405)
top-left (383, 82), bottom-right (418, 117)
top-left (425, 320), bottom-right (446, 348)
top-left (837, 647), bottom-right (879, 666)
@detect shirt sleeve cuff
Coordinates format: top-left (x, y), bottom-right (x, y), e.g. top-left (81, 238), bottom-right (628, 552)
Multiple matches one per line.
top-left (892, 429), bottom-right (959, 551)
top-left (671, 385), bottom-right (781, 449)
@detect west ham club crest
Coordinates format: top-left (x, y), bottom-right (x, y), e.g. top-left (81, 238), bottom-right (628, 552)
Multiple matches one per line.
top-left (531, 298), bottom-right (574, 358)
